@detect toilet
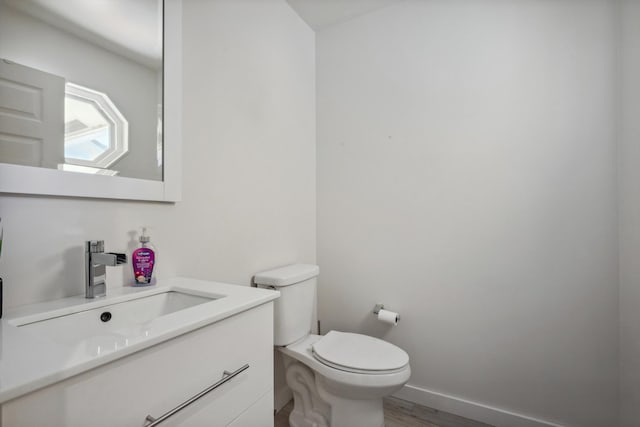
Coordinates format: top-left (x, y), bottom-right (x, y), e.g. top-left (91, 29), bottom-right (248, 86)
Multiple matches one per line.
top-left (255, 264), bottom-right (411, 427)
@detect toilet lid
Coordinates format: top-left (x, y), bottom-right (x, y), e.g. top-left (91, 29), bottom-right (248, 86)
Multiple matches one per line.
top-left (312, 331), bottom-right (409, 373)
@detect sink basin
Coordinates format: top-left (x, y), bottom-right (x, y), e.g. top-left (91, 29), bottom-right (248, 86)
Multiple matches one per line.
top-left (11, 291), bottom-right (216, 355)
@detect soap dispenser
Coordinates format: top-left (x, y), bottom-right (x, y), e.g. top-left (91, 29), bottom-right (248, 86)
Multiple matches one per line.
top-left (132, 227), bottom-right (156, 286)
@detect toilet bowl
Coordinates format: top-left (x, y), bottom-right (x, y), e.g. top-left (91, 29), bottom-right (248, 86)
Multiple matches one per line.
top-left (281, 332), bottom-right (411, 427)
top-left (254, 264), bottom-right (411, 427)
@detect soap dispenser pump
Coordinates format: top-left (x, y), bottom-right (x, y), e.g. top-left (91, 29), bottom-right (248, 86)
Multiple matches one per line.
top-left (132, 227), bottom-right (156, 286)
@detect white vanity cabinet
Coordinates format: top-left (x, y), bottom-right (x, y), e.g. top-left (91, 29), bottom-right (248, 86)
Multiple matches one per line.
top-left (0, 302), bottom-right (274, 427)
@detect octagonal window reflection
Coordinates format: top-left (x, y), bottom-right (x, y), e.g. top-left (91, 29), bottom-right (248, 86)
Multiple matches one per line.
top-left (64, 83), bottom-right (128, 169)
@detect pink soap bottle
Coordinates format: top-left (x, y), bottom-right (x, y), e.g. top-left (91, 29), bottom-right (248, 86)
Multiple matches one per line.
top-left (132, 227), bottom-right (156, 286)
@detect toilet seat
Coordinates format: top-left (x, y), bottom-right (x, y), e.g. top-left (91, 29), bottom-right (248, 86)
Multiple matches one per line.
top-left (312, 331), bottom-right (409, 374)
top-left (281, 333), bottom-right (411, 396)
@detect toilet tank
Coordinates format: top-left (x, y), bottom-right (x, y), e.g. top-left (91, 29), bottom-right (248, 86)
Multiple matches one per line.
top-left (254, 264), bottom-right (319, 346)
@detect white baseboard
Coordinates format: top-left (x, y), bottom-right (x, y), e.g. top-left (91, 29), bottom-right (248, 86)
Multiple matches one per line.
top-left (393, 384), bottom-right (565, 427)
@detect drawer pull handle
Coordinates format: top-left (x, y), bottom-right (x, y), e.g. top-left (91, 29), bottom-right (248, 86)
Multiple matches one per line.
top-left (144, 363), bottom-right (250, 426)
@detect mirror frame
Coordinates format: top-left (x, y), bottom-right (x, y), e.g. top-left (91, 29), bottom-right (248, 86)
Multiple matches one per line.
top-left (0, 0), bottom-right (182, 202)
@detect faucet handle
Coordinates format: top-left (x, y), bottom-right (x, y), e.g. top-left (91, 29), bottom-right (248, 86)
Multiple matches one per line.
top-left (107, 252), bottom-right (127, 265)
top-left (86, 240), bottom-right (105, 253)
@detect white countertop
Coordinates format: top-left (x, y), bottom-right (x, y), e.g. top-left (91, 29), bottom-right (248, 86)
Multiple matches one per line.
top-left (0, 277), bottom-right (279, 404)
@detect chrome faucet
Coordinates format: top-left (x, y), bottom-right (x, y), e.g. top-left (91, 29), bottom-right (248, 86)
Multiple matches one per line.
top-left (85, 240), bottom-right (127, 298)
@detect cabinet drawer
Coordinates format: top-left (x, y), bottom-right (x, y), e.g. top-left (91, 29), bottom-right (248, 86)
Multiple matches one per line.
top-left (2, 302), bottom-right (274, 427)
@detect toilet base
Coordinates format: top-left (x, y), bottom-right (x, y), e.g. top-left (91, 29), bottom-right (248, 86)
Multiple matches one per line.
top-left (317, 377), bottom-right (385, 427)
top-left (283, 355), bottom-right (385, 427)
top-left (285, 359), bottom-right (330, 427)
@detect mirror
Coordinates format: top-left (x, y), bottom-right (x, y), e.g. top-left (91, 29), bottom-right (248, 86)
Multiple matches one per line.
top-left (0, 0), bottom-right (180, 202)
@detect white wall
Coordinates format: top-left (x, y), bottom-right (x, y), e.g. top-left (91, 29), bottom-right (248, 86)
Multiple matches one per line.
top-left (174, 0), bottom-right (316, 284)
top-left (618, 1), bottom-right (640, 425)
top-left (316, 1), bottom-right (618, 426)
top-left (0, 0), bottom-right (315, 311)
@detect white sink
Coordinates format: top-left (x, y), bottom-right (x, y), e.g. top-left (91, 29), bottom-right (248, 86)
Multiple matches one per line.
top-left (10, 291), bottom-right (216, 355)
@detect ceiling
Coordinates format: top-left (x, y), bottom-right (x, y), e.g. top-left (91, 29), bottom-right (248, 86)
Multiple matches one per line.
top-left (6, 0), bottom-right (401, 64)
top-left (5, 0), bottom-right (162, 69)
top-left (285, 0), bottom-right (402, 31)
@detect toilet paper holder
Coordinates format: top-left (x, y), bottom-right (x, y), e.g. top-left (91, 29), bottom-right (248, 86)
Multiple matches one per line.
top-left (373, 304), bottom-right (385, 315)
top-left (373, 303), bottom-right (400, 325)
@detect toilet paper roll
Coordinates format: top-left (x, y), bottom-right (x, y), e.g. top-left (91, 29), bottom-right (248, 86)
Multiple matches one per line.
top-left (377, 309), bottom-right (400, 325)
